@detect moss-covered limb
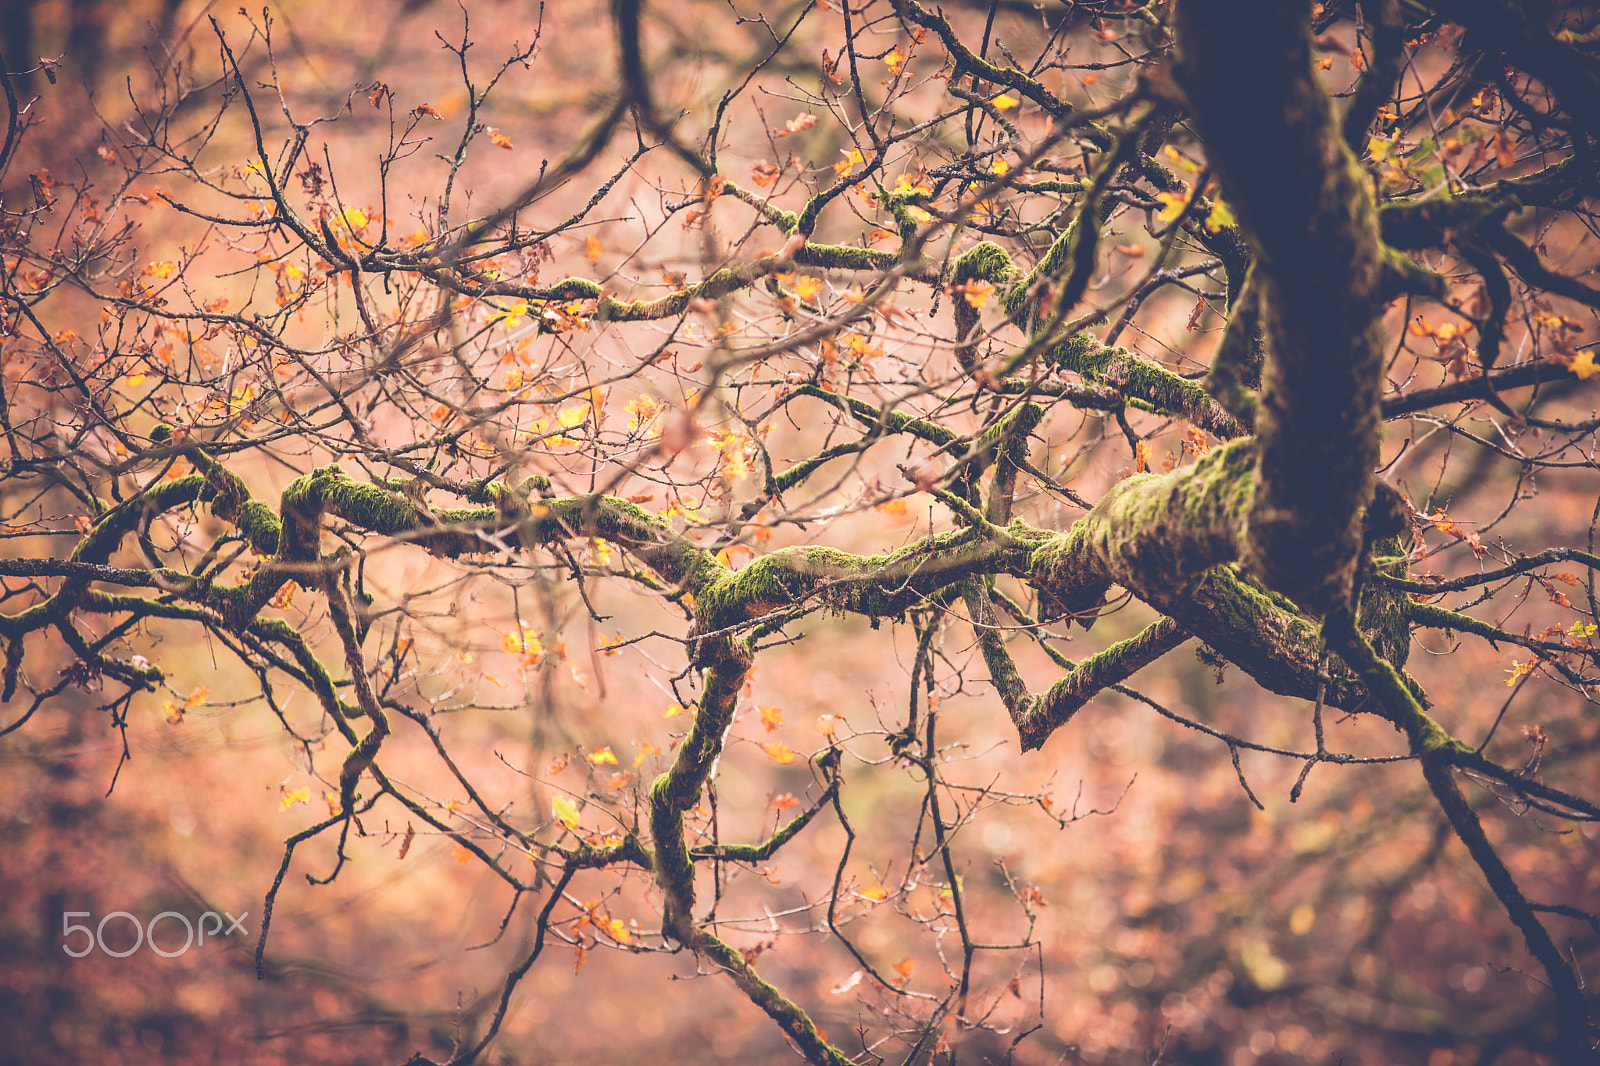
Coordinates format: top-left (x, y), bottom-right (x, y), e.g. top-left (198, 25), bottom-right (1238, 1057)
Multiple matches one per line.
top-left (680, 926), bottom-right (855, 1066)
top-left (1164, 566), bottom-right (1372, 709)
top-left (1175, 0), bottom-right (1389, 618)
top-left (951, 241), bottom-right (1019, 369)
top-left (554, 831), bottom-right (653, 872)
top-left (0, 558), bottom-right (185, 588)
top-left (1010, 132), bottom-right (1140, 345)
top-left (1322, 609), bottom-right (1469, 758)
top-left (890, 0), bottom-right (1070, 118)
top-left (52, 618), bottom-right (166, 692)
top-left (996, 375), bottom-right (1124, 413)
top-left (71, 475), bottom-right (209, 566)
top-left (648, 634), bottom-right (752, 938)
top-left (1017, 617), bottom-right (1190, 752)
top-left (1019, 437), bottom-right (1397, 711)
top-left (1377, 245), bottom-right (1450, 302)
top-left (1406, 601), bottom-right (1509, 647)
top-left (251, 617), bottom-right (363, 747)
top-left (0, 475), bottom-right (214, 640)
top-left (1321, 611), bottom-right (1591, 1062)
top-left (981, 402), bottom-right (1044, 524)
top-left (321, 570), bottom-right (391, 814)
top-left (693, 524), bottom-right (1041, 632)
top-left (1356, 536), bottom-right (1412, 671)
top-left (1377, 196), bottom-right (1508, 251)
top-left (792, 383), bottom-right (961, 447)
top-left (961, 580), bottom-right (1038, 731)
top-left (164, 429), bottom-right (284, 554)
top-left (1382, 548), bottom-right (1600, 594)
top-left (519, 238), bottom-right (919, 322)
top-left (1047, 334), bottom-right (1248, 440)
top-left (689, 778), bottom-right (839, 863)
top-left (1206, 266), bottom-right (1264, 426)
top-left (1418, 759), bottom-right (1592, 1066)
top-left (1028, 437), bottom-right (1257, 621)
top-left (271, 466), bottom-right (722, 599)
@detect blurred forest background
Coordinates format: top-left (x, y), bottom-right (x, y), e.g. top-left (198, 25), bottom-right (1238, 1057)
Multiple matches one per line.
top-left (0, 1), bottom-right (1596, 1065)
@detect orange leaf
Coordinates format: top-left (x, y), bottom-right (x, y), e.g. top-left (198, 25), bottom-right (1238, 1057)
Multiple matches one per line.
top-left (957, 279), bottom-right (995, 309)
top-left (762, 742), bottom-right (797, 764)
top-left (758, 705), bottom-right (784, 732)
top-left (777, 113), bottom-right (818, 137)
top-left (892, 957), bottom-right (914, 979)
top-left (583, 236), bottom-right (602, 263)
top-left (487, 127), bottom-right (514, 151)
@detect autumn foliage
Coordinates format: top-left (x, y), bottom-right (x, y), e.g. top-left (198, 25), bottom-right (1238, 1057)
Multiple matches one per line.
top-left (1, 1), bottom-right (1599, 1064)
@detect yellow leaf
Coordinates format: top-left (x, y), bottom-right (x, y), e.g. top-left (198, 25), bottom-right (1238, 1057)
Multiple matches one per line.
top-left (990, 159), bottom-right (1009, 176)
top-left (884, 47), bottom-right (906, 75)
top-left (587, 747), bottom-right (619, 765)
top-left (146, 261), bottom-right (177, 279)
top-left (958, 279), bottom-right (995, 309)
top-left (763, 742), bottom-right (797, 764)
top-left (502, 627), bottom-right (543, 660)
top-left (992, 93), bottom-right (1019, 111)
top-left (759, 705), bottom-right (784, 732)
top-left (792, 275), bottom-right (822, 301)
top-left (860, 886), bottom-right (888, 902)
top-left (583, 235), bottom-right (602, 263)
top-left (552, 794), bottom-right (580, 830)
top-left (1569, 349), bottom-right (1598, 380)
top-left (1204, 199), bottom-right (1236, 232)
top-left (1155, 189), bottom-right (1190, 222)
top-left (665, 703), bottom-right (692, 718)
top-left (279, 786), bottom-right (311, 812)
top-left (164, 701), bottom-right (185, 725)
